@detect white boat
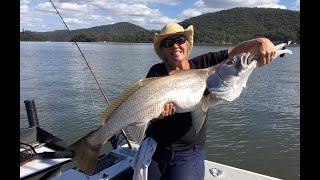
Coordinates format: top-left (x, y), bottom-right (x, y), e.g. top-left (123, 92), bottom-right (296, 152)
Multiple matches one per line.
top-left (20, 100), bottom-right (282, 180)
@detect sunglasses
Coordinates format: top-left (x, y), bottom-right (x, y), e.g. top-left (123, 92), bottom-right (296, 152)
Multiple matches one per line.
top-left (161, 36), bottom-right (187, 48)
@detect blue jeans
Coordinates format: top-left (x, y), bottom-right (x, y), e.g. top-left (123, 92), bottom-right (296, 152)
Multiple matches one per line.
top-left (148, 145), bottom-right (205, 180)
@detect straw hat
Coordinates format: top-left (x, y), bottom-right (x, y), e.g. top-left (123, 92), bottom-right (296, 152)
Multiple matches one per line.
top-left (154, 23), bottom-right (194, 61)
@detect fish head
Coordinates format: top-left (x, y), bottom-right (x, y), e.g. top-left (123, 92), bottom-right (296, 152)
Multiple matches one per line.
top-left (207, 52), bottom-right (257, 102)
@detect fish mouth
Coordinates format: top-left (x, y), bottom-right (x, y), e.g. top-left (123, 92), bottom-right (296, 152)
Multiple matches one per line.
top-left (241, 52), bottom-right (257, 68)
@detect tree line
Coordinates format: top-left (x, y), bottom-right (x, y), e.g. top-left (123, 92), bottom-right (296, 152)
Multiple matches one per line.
top-left (20, 7), bottom-right (300, 44)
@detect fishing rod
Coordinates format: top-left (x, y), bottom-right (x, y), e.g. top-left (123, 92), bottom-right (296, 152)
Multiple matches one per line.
top-left (49, 0), bottom-right (133, 150)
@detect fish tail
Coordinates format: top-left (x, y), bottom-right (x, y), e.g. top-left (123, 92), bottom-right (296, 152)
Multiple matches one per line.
top-left (67, 131), bottom-right (103, 174)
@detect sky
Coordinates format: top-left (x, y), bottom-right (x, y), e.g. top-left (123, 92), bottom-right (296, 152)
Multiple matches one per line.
top-left (20, 0), bottom-right (300, 32)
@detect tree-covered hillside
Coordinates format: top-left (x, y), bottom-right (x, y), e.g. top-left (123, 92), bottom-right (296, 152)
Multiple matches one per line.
top-left (180, 7), bottom-right (300, 44)
top-left (20, 7), bottom-right (300, 44)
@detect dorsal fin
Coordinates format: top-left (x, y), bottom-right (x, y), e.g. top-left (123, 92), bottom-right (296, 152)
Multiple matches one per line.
top-left (100, 77), bottom-right (158, 125)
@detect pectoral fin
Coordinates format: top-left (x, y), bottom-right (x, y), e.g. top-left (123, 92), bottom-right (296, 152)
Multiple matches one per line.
top-left (191, 95), bottom-right (210, 134)
top-left (126, 123), bottom-right (149, 144)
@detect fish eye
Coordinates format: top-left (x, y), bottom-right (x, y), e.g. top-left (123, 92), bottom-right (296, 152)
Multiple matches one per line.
top-left (226, 59), bottom-right (235, 65)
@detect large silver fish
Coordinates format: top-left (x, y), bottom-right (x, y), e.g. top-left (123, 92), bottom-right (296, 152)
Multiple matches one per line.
top-left (67, 42), bottom-right (292, 174)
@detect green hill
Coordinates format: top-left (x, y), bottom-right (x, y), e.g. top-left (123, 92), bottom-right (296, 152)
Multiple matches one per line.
top-left (180, 7), bottom-right (300, 44)
top-left (20, 7), bottom-right (300, 44)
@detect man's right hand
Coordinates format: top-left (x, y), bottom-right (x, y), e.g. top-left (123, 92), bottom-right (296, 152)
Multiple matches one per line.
top-left (157, 102), bottom-right (176, 119)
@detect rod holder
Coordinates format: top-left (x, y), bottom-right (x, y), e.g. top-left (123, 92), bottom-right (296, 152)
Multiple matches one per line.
top-left (24, 99), bottom-right (39, 128)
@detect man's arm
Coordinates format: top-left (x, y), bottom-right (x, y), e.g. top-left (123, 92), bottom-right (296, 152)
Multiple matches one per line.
top-left (228, 38), bottom-right (276, 67)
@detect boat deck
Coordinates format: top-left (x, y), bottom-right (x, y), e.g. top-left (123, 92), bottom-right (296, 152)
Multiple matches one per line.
top-left (20, 144), bottom-right (71, 179)
top-left (113, 141), bottom-right (282, 180)
top-left (20, 140), bottom-right (282, 180)
top-left (204, 160), bottom-right (281, 180)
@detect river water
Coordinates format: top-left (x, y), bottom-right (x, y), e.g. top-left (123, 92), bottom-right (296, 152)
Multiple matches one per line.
top-left (20, 42), bottom-right (300, 180)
